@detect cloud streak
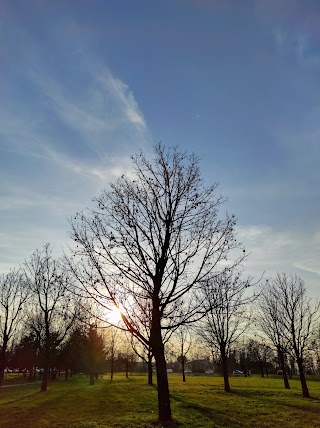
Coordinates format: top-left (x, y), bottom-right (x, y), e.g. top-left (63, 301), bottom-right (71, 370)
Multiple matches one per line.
top-left (0, 55), bottom-right (150, 273)
top-left (237, 224), bottom-right (320, 296)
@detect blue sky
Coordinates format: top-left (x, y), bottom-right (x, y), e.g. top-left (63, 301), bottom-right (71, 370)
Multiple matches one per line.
top-left (1, 0), bottom-right (319, 295)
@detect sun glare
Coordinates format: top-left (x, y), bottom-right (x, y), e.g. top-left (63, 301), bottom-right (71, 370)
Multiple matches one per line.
top-left (107, 307), bottom-right (122, 325)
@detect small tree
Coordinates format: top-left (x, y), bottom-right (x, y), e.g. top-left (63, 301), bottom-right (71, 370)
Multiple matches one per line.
top-left (197, 268), bottom-right (254, 392)
top-left (175, 325), bottom-right (192, 382)
top-left (257, 281), bottom-right (291, 389)
top-left (24, 244), bottom-right (76, 392)
top-left (13, 329), bottom-right (43, 379)
top-left (69, 144), bottom-right (238, 423)
top-left (58, 324), bottom-right (88, 379)
top-left (86, 324), bottom-right (106, 385)
top-left (105, 326), bottom-right (118, 381)
top-left (247, 339), bottom-right (273, 377)
top-left (0, 269), bottom-right (29, 385)
top-left (260, 273), bottom-right (319, 397)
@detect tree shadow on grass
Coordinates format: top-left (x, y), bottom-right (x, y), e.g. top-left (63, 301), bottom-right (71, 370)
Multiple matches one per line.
top-left (169, 391), bottom-right (241, 427)
top-left (171, 391), bottom-right (213, 416)
top-left (231, 388), bottom-right (320, 412)
top-left (0, 390), bottom-right (39, 405)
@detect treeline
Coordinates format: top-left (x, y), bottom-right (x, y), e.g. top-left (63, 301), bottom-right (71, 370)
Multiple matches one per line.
top-left (0, 144), bottom-right (319, 424)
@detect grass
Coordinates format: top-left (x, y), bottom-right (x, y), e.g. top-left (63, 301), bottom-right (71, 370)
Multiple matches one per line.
top-left (1, 373), bottom-right (320, 427)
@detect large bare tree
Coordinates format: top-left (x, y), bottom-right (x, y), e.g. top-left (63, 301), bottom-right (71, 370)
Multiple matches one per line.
top-left (0, 269), bottom-right (29, 385)
top-left (69, 144), bottom-right (238, 423)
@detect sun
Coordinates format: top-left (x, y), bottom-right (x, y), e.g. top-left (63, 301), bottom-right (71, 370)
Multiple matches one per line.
top-left (107, 306), bottom-right (122, 325)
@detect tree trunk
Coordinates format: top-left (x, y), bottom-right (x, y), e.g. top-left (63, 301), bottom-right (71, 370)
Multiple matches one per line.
top-left (154, 344), bottom-right (172, 423)
top-left (182, 357), bottom-right (186, 382)
top-left (290, 357), bottom-right (295, 379)
top-left (260, 361), bottom-right (264, 377)
top-left (41, 365), bottom-right (49, 392)
top-left (147, 354), bottom-right (153, 386)
top-left (0, 336), bottom-right (8, 386)
top-left (278, 348), bottom-right (290, 389)
top-left (65, 368), bottom-right (68, 380)
top-left (0, 359), bottom-right (4, 385)
top-left (297, 357), bottom-right (310, 398)
top-left (125, 357), bottom-right (129, 379)
top-left (221, 350), bottom-right (231, 393)
top-left (110, 353), bottom-right (114, 381)
top-left (41, 313), bottom-right (50, 392)
top-left (151, 297), bottom-right (172, 423)
top-left (90, 371), bottom-right (94, 385)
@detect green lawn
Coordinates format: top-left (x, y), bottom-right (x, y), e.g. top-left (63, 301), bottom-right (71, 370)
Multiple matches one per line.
top-left (1, 373), bottom-right (320, 427)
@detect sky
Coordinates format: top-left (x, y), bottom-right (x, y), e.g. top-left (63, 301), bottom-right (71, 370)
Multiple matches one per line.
top-left (0, 0), bottom-right (319, 296)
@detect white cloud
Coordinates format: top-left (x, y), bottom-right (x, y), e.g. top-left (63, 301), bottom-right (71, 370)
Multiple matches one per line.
top-left (30, 66), bottom-right (146, 155)
top-left (0, 62), bottom-right (150, 273)
top-left (237, 224), bottom-right (320, 296)
top-left (98, 70), bottom-right (146, 128)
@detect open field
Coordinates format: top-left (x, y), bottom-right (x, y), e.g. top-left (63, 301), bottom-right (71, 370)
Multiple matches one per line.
top-left (1, 373), bottom-right (320, 427)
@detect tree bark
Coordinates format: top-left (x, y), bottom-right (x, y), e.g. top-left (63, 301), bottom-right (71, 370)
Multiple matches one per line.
top-left (297, 357), bottom-right (310, 398)
top-left (125, 357), bottom-right (129, 379)
top-left (278, 348), bottom-right (290, 389)
top-left (41, 312), bottom-right (50, 392)
top-left (41, 365), bottom-right (49, 392)
top-left (110, 353), bottom-right (114, 381)
top-left (260, 361), bottom-right (264, 377)
top-left (147, 353), bottom-right (153, 386)
top-left (0, 335), bottom-right (9, 386)
top-left (290, 357), bottom-right (295, 379)
top-left (221, 349), bottom-right (231, 392)
top-left (182, 357), bottom-right (186, 383)
top-left (154, 344), bottom-right (172, 423)
top-left (151, 298), bottom-right (172, 423)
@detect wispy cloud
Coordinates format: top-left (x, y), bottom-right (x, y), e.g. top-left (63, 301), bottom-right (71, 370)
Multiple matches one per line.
top-left (29, 65), bottom-right (147, 155)
top-left (237, 224), bottom-right (320, 295)
top-left (98, 71), bottom-right (146, 128)
top-left (0, 56), bottom-right (150, 272)
top-left (254, 0), bottom-right (320, 69)
top-left (273, 28), bottom-right (320, 68)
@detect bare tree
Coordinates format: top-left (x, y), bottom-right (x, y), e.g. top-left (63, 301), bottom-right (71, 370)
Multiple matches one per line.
top-left (69, 144), bottom-right (238, 423)
top-left (129, 335), bottom-right (154, 385)
top-left (104, 325), bottom-right (118, 381)
top-left (311, 323), bottom-right (320, 374)
top-left (274, 273), bottom-right (319, 397)
top-left (247, 339), bottom-right (273, 377)
top-left (260, 273), bottom-right (319, 397)
top-left (175, 325), bottom-right (192, 382)
top-left (0, 269), bottom-right (29, 385)
top-left (86, 323), bottom-right (106, 385)
top-left (197, 268), bottom-right (254, 392)
top-left (257, 281), bottom-right (291, 389)
top-left (24, 244), bottom-right (76, 392)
